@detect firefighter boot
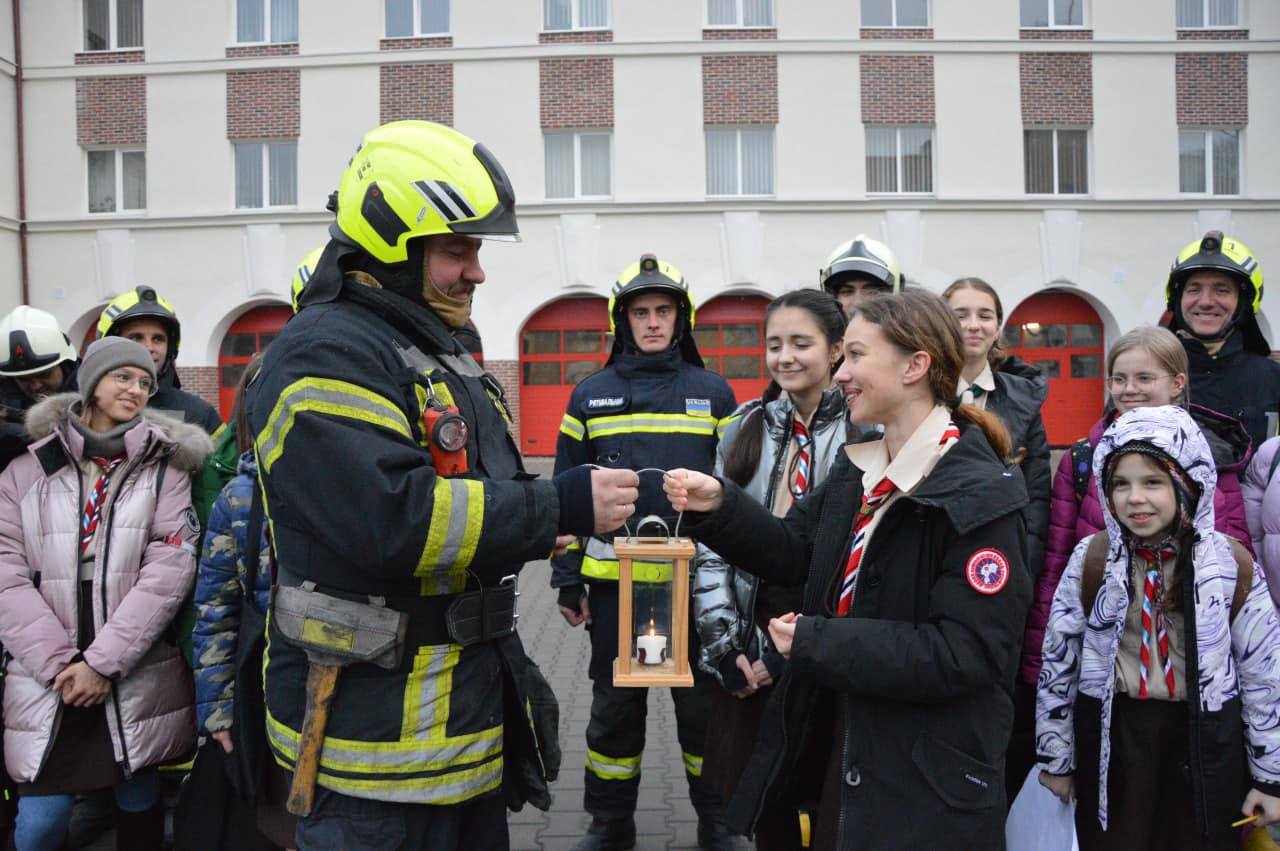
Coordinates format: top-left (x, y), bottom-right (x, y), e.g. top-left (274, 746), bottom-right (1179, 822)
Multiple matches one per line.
top-left (570, 814), bottom-right (636, 851)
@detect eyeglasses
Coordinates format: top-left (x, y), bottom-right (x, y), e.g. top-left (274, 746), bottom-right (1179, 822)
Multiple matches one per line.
top-left (109, 370), bottom-right (157, 397)
top-left (1106, 373), bottom-right (1173, 391)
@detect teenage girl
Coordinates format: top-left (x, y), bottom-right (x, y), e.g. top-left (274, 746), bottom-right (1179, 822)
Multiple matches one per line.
top-left (1037, 404), bottom-right (1280, 848)
top-left (692, 289), bottom-right (849, 848)
top-left (665, 290), bottom-right (1030, 847)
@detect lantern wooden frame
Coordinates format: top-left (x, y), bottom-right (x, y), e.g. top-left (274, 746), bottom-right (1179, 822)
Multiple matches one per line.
top-left (612, 536), bottom-right (696, 688)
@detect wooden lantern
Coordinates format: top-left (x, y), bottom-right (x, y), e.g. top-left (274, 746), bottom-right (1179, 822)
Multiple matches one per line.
top-left (612, 536), bottom-right (696, 688)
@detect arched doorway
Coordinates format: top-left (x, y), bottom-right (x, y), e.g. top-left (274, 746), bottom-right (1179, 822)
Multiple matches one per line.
top-left (1002, 292), bottom-right (1105, 446)
top-left (218, 305), bottom-right (291, 419)
top-left (519, 296), bottom-right (611, 455)
top-left (692, 294), bottom-right (771, 405)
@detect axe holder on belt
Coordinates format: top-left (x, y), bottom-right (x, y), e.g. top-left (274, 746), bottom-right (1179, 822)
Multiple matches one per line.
top-left (446, 574), bottom-right (519, 646)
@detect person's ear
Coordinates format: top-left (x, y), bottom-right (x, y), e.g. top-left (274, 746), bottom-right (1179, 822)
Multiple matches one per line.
top-left (902, 350), bottom-right (931, 386)
top-left (1172, 372), bottom-right (1187, 401)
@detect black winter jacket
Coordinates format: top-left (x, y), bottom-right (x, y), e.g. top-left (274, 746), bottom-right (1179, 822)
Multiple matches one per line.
top-left (989, 356), bottom-right (1051, 579)
top-left (684, 423), bottom-right (1031, 848)
top-left (0, 362), bottom-right (79, 472)
top-left (1182, 330), bottom-right (1280, 453)
top-left (150, 369), bottom-right (223, 435)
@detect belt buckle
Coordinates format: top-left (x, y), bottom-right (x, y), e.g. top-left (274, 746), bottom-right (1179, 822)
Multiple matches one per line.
top-left (499, 574), bottom-right (519, 627)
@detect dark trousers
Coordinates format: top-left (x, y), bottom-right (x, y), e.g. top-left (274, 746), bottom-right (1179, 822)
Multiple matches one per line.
top-left (294, 787), bottom-right (508, 851)
top-left (1004, 678), bottom-right (1038, 805)
top-left (583, 584), bottom-right (722, 818)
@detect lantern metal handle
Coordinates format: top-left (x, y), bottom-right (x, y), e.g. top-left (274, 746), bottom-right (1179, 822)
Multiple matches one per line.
top-left (620, 467), bottom-right (685, 543)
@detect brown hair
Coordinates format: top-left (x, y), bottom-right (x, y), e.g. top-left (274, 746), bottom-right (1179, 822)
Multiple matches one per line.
top-left (851, 290), bottom-right (1013, 458)
top-left (942, 277), bottom-right (1008, 369)
top-left (233, 353), bottom-right (267, 454)
top-left (1105, 326), bottom-right (1190, 410)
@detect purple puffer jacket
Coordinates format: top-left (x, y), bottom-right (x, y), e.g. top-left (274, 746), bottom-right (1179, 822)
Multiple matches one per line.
top-left (1244, 437), bottom-right (1280, 610)
top-left (0, 393), bottom-right (211, 782)
top-left (1020, 403), bottom-right (1253, 685)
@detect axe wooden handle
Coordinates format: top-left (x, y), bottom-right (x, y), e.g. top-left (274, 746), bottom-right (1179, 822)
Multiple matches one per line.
top-left (287, 662), bottom-right (340, 817)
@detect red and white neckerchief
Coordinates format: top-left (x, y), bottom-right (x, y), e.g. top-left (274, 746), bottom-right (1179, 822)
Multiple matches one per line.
top-left (791, 419), bottom-right (811, 502)
top-left (836, 421), bottom-right (961, 616)
top-left (1135, 544), bottom-right (1178, 699)
top-left (81, 454), bottom-right (125, 555)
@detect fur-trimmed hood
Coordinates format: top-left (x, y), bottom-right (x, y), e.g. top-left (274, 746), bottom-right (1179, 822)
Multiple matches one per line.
top-left (23, 392), bottom-right (213, 473)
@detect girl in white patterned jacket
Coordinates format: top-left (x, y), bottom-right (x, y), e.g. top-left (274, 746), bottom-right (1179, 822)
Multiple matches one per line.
top-left (1036, 404), bottom-right (1280, 849)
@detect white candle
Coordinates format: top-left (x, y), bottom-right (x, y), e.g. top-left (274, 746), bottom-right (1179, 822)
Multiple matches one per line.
top-left (636, 632), bottom-right (667, 665)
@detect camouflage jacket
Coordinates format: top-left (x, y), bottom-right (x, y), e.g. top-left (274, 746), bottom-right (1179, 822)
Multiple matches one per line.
top-left (192, 452), bottom-right (270, 733)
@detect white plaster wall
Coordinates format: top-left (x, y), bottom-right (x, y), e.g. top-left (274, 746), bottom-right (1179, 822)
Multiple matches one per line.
top-left (934, 54), bottom-right (1023, 198)
top-left (934, 0), bottom-right (1019, 39)
top-left (25, 230), bottom-right (100, 321)
top-left (453, 0), bottom-right (539, 48)
top-left (0, 67), bottom-right (17, 223)
top-left (1246, 54), bottom-right (1280, 198)
top-left (1249, 0), bottom-right (1280, 38)
top-left (20, 78), bottom-right (79, 221)
top-left (1093, 0), bottom-right (1175, 39)
top-left (147, 72), bottom-right (226, 216)
top-left (452, 58), bottom-right (541, 201)
top-left (613, 55), bottom-right (704, 202)
top-left (778, 1), bottom-right (859, 40)
top-left (145, 0), bottom-right (221, 62)
top-left (302, 0), bottom-right (382, 54)
top-left (1093, 55), bottom-right (1177, 198)
top-left (776, 53), bottom-right (862, 199)
top-left (19, 0), bottom-right (77, 68)
top-left (299, 65), bottom-right (378, 208)
top-left (614, 0), bottom-right (700, 42)
top-left (0, 233), bottom-right (18, 311)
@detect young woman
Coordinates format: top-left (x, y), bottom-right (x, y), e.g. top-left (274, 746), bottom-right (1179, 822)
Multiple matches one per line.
top-left (665, 290), bottom-right (1030, 847)
top-left (0, 338), bottom-right (210, 851)
top-left (692, 289), bottom-right (849, 847)
top-left (1025, 327), bottom-right (1253, 691)
top-left (1037, 405), bottom-right (1280, 848)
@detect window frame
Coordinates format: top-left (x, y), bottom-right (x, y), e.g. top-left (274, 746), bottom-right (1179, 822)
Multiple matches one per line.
top-left (82, 0), bottom-right (143, 52)
top-left (544, 130), bottom-right (614, 200)
top-left (86, 147), bottom-right (146, 215)
top-left (704, 0), bottom-right (775, 28)
top-left (233, 139), bottom-right (298, 210)
top-left (542, 0), bottom-right (610, 32)
top-left (384, 0), bottom-right (451, 38)
top-left (1176, 0), bottom-right (1240, 29)
top-left (1019, 0), bottom-right (1088, 28)
top-left (234, 0), bottom-right (299, 45)
top-left (1023, 127), bottom-right (1091, 196)
top-left (860, 0), bottom-right (931, 29)
top-left (864, 125), bottom-right (935, 196)
top-left (705, 125), bottom-right (776, 198)
top-left (1178, 127), bottom-right (1242, 196)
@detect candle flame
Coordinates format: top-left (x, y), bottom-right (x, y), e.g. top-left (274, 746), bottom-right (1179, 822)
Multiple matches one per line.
top-left (648, 618), bottom-right (655, 636)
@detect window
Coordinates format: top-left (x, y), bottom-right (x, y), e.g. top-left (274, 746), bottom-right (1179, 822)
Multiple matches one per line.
top-left (706, 0), bottom-right (773, 27)
top-left (706, 127), bottom-right (774, 196)
top-left (1179, 129), bottom-right (1240, 195)
top-left (385, 0), bottom-right (450, 37)
top-left (543, 0), bottom-right (608, 31)
top-left (88, 149), bottom-right (145, 213)
top-left (861, 0), bottom-right (928, 27)
top-left (236, 0), bottom-right (298, 43)
top-left (83, 0), bottom-right (142, 51)
top-left (545, 132), bottom-right (612, 199)
top-left (866, 127), bottom-right (933, 194)
top-left (1177, 0), bottom-right (1238, 27)
top-left (234, 141), bottom-right (297, 208)
top-left (1024, 129), bottom-right (1088, 194)
top-left (1020, 0), bottom-right (1084, 27)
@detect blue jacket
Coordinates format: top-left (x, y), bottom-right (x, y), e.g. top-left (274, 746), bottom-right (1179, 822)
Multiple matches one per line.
top-left (192, 451), bottom-right (270, 733)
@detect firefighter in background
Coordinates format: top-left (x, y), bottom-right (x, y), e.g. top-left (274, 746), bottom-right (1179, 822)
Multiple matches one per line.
top-left (818, 234), bottom-right (905, 320)
top-left (0, 306), bottom-right (80, 471)
top-left (97, 286), bottom-right (223, 434)
top-left (553, 255), bottom-right (737, 850)
top-left (245, 120), bottom-right (638, 849)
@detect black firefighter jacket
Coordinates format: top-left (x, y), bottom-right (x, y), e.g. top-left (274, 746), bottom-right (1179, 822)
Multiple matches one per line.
top-left (245, 282), bottom-right (563, 810)
top-left (684, 423), bottom-right (1031, 848)
top-left (1182, 329), bottom-right (1280, 453)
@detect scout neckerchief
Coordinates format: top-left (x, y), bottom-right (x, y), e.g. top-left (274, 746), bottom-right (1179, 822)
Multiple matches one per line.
top-left (791, 418), bottom-right (811, 502)
top-left (1134, 543), bottom-right (1178, 699)
top-left (81, 453), bottom-right (125, 555)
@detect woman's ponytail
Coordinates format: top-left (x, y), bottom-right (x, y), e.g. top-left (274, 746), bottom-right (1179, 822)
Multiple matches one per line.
top-left (954, 402), bottom-right (1012, 460)
top-left (722, 380), bottom-right (782, 487)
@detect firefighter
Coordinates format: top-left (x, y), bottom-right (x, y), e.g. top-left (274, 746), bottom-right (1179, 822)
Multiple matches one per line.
top-left (818, 234), bottom-right (905, 320)
top-left (244, 120), bottom-right (638, 850)
top-left (553, 254), bottom-right (738, 850)
top-left (97, 286), bottom-right (223, 434)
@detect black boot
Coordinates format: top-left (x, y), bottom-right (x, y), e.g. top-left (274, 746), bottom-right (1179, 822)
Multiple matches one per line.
top-left (570, 814), bottom-right (636, 851)
top-left (114, 802), bottom-right (163, 851)
top-left (696, 814), bottom-right (737, 850)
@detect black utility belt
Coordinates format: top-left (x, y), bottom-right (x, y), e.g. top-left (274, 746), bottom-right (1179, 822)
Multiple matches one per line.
top-left (446, 575), bottom-right (519, 646)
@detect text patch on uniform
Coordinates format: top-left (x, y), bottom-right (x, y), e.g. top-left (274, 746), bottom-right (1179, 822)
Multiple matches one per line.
top-left (685, 398), bottom-right (711, 417)
top-left (965, 549), bottom-right (1009, 595)
top-left (586, 396), bottom-right (627, 413)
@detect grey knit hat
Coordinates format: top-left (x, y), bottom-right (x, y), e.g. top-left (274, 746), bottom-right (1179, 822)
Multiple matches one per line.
top-left (79, 337), bottom-right (157, 406)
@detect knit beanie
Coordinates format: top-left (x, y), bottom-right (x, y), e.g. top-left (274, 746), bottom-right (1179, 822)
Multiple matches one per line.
top-left (79, 337), bottom-right (156, 406)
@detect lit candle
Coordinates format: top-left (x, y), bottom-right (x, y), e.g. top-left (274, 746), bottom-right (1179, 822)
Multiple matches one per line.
top-left (636, 618), bottom-right (667, 665)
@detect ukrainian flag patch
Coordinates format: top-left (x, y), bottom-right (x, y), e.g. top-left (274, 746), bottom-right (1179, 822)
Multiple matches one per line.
top-left (685, 398), bottom-right (711, 417)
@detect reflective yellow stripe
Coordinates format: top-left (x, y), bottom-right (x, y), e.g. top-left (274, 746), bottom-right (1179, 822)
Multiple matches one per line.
top-left (256, 378), bottom-right (412, 473)
top-left (715, 414), bottom-right (739, 439)
top-left (580, 556), bottom-right (674, 582)
top-left (417, 477), bottom-right (485, 594)
top-left (585, 413), bottom-right (716, 440)
top-left (431, 379), bottom-right (455, 407)
top-left (560, 414), bottom-right (586, 441)
top-left (682, 751), bottom-right (703, 777)
top-left (585, 748), bottom-right (642, 781)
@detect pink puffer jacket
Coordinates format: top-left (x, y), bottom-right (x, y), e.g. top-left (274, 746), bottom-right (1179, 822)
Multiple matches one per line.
top-left (0, 393), bottom-right (211, 782)
top-left (1244, 437), bottom-right (1280, 610)
top-left (1020, 404), bottom-right (1253, 686)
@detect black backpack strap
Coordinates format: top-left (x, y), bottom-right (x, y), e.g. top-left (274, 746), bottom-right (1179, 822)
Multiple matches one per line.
top-left (1080, 532), bottom-right (1110, 615)
top-left (1070, 438), bottom-right (1093, 504)
top-left (1226, 536), bottom-right (1254, 623)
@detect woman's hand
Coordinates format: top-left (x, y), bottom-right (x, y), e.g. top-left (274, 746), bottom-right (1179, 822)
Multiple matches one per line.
top-left (730, 655), bottom-right (759, 699)
top-left (1241, 788), bottom-right (1280, 826)
top-left (53, 661), bottom-right (111, 707)
top-left (663, 469), bottom-right (724, 513)
top-left (749, 658), bottom-right (773, 689)
top-left (211, 730), bottom-right (234, 754)
top-left (1038, 770), bottom-right (1075, 804)
top-left (768, 613), bottom-right (800, 659)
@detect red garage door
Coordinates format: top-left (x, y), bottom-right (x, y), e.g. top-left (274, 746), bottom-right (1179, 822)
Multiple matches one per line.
top-left (519, 297), bottom-right (611, 456)
top-left (692, 294), bottom-right (771, 406)
top-left (1002, 292), bottom-right (1105, 446)
top-left (218, 306), bottom-right (291, 420)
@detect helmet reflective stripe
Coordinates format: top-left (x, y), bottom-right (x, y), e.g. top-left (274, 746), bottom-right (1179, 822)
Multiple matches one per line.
top-left (96, 285), bottom-right (182, 358)
top-left (414, 180), bottom-right (477, 222)
top-left (607, 254), bottom-right (696, 334)
top-left (291, 245), bottom-right (326, 313)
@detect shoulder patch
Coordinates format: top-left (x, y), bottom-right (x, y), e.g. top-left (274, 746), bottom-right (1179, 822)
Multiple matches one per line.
top-left (585, 396), bottom-right (627, 413)
top-left (965, 548), bottom-right (1009, 595)
top-left (685, 398), bottom-right (711, 417)
top-left (184, 507), bottom-right (201, 538)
